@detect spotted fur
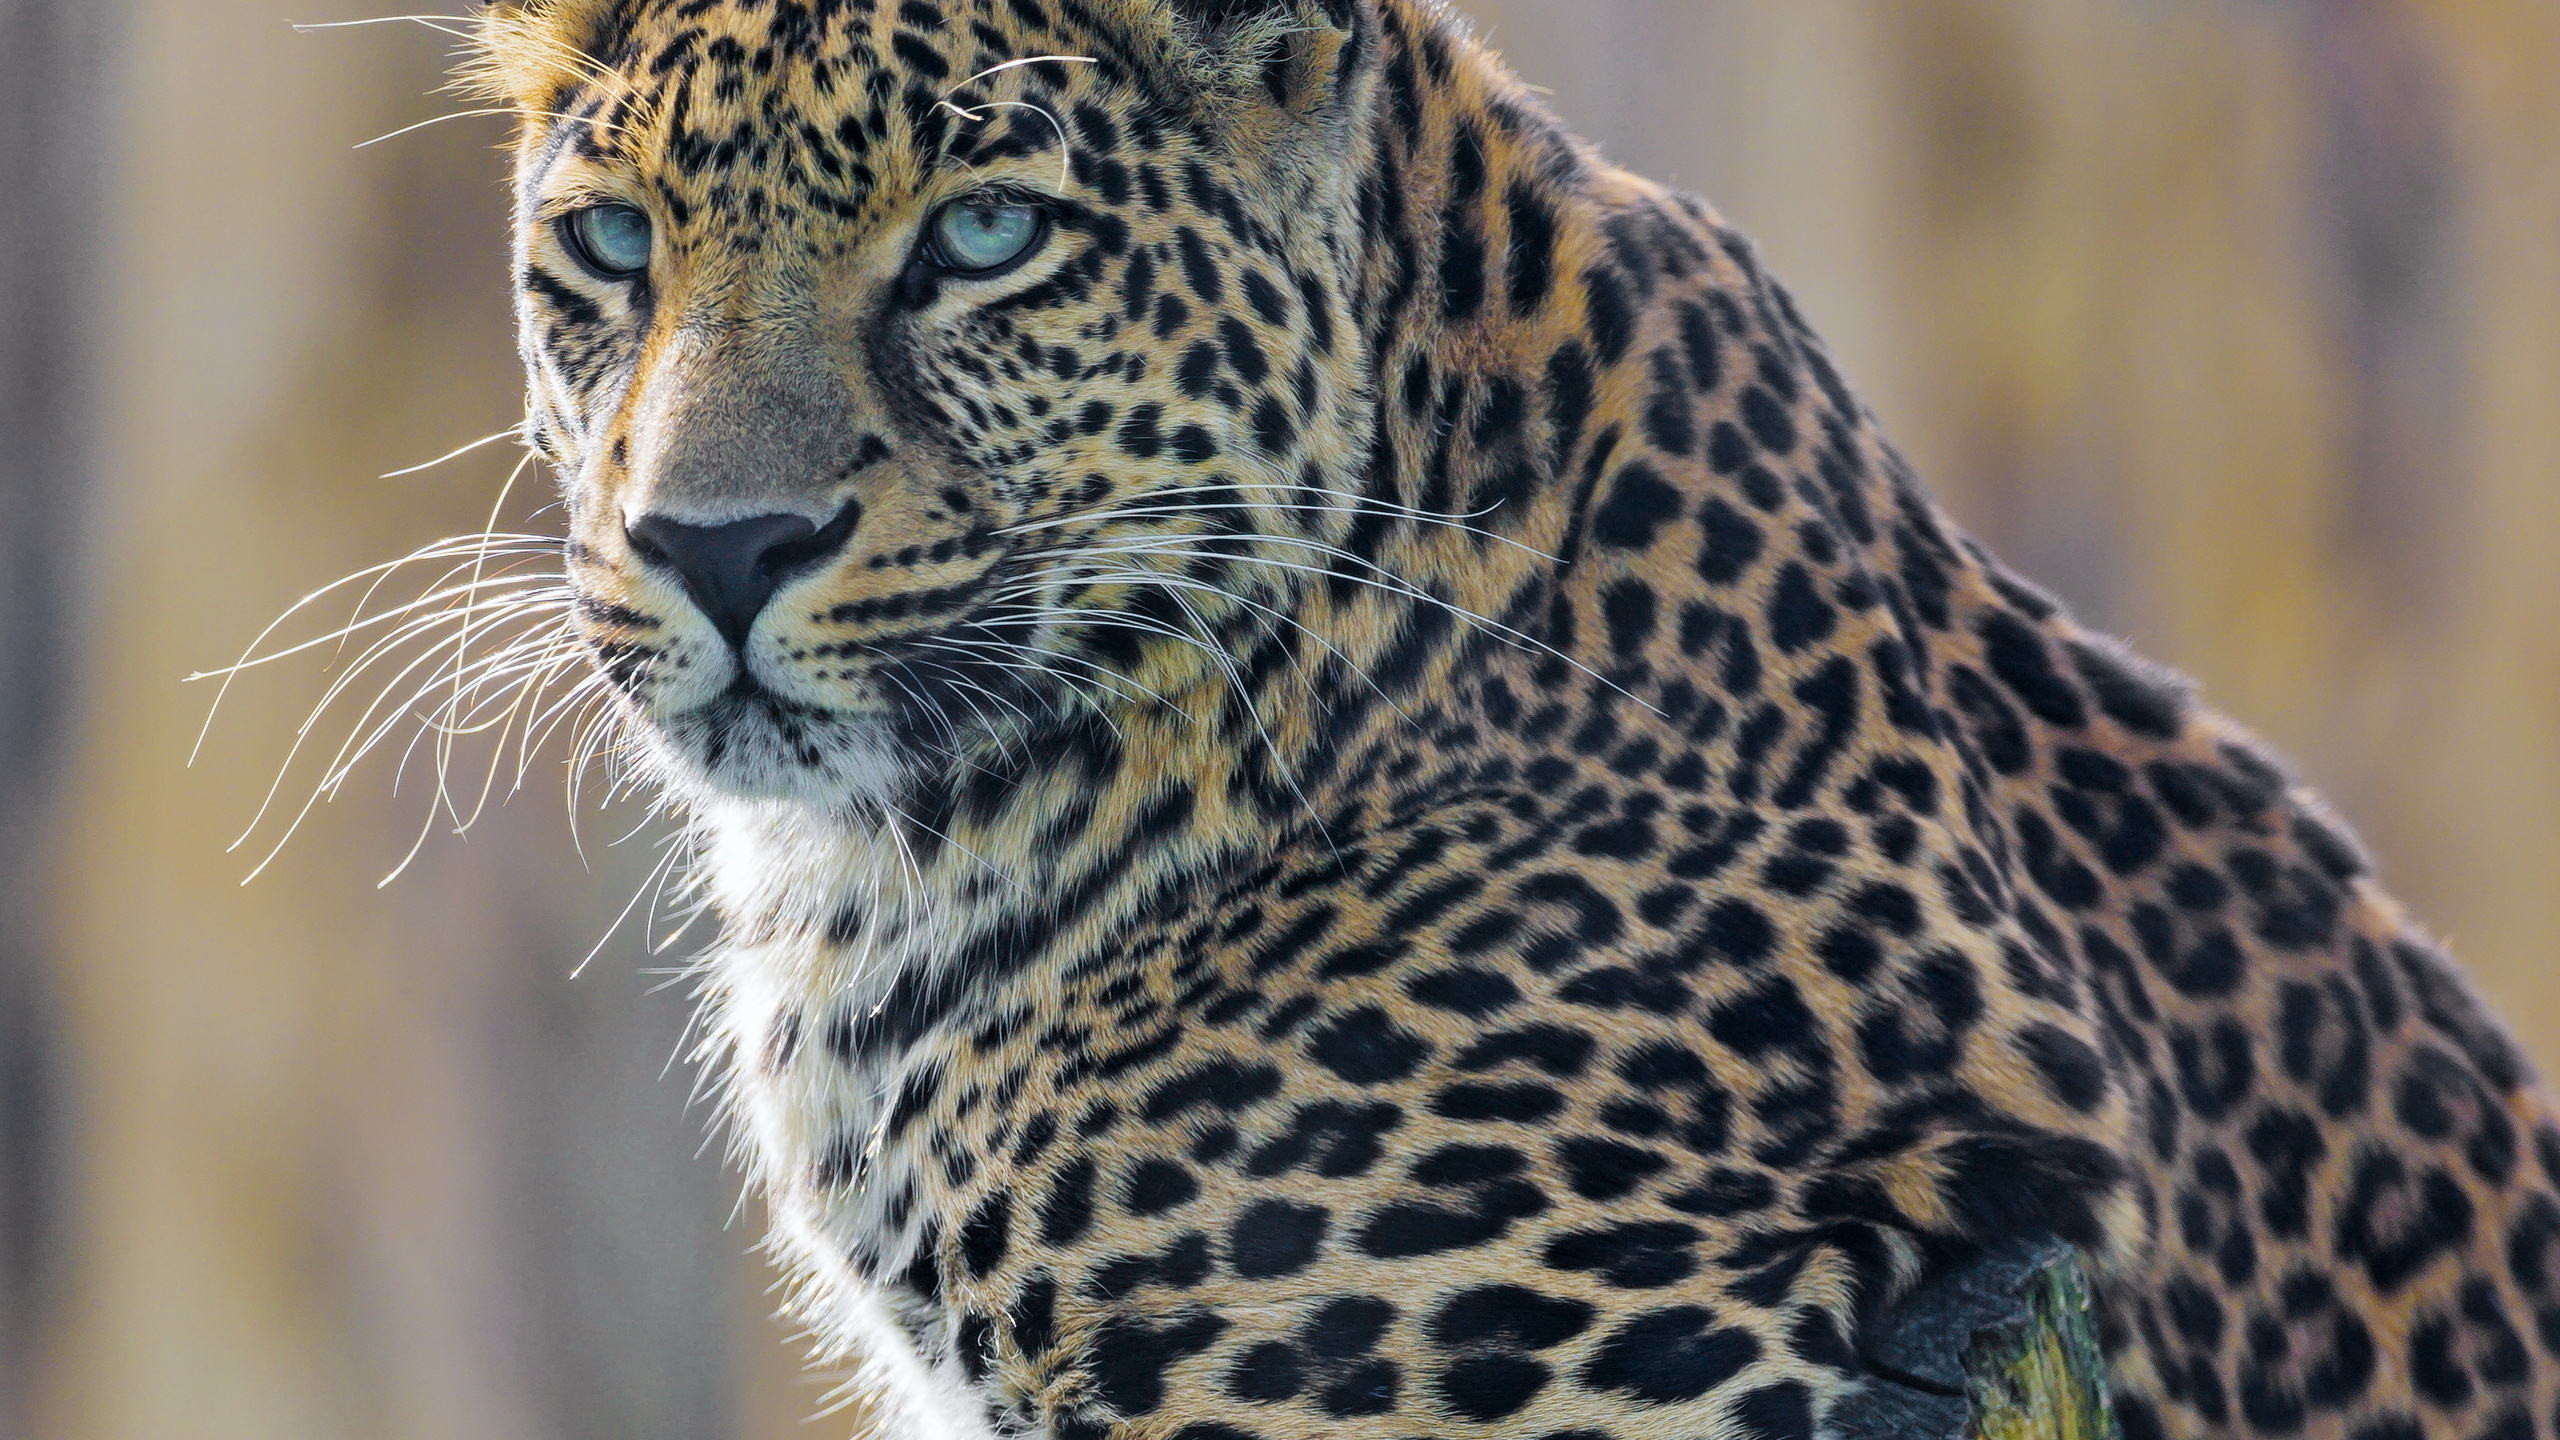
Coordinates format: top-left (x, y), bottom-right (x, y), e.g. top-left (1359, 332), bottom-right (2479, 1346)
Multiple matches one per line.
top-left (460, 1), bottom-right (2560, 1436)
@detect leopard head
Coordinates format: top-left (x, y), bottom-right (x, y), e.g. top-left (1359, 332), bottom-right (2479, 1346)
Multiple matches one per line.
top-left (473, 0), bottom-right (1378, 814)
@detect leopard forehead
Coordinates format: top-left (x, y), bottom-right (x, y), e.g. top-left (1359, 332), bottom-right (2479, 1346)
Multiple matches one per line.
top-left (473, 0), bottom-right (1343, 201)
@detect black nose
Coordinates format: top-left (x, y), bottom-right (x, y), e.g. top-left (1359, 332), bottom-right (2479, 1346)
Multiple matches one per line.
top-left (626, 501), bottom-right (860, 647)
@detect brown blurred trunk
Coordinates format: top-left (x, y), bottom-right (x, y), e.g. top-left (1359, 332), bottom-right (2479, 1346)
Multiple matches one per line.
top-left (0, 0), bottom-right (102, 1428)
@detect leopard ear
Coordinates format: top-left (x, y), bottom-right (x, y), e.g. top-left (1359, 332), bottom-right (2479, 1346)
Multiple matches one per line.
top-left (460, 0), bottom-right (623, 112)
top-left (1163, 0), bottom-right (1362, 116)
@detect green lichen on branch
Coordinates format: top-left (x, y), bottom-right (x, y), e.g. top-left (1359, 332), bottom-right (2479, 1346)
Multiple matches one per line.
top-left (1963, 1255), bottom-right (2122, 1440)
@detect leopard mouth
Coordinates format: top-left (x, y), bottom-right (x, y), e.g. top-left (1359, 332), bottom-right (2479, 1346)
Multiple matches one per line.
top-left (655, 603), bottom-right (1062, 802)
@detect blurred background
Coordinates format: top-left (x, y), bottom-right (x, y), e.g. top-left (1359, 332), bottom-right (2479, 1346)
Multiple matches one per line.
top-left (3, 0), bottom-right (2557, 1435)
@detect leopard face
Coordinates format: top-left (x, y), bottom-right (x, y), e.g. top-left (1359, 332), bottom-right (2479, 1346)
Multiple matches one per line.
top-left (504, 0), bottom-right (1373, 811)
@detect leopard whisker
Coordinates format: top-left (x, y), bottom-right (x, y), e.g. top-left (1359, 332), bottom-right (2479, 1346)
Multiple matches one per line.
top-left (1017, 561), bottom-right (1414, 727)
top-left (572, 821), bottom-right (698, 980)
top-left (943, 54), bottom-right (1100, 93)
top-left (378, 422), bottom-right (526, 479)
top-left (983, 583), bottom-right (1339, 853)
top-left (223, 595), bottom-right (572, 866)
top-left (916, 636), bottom-right (1141, 748)
top-left (290, 14), bottom-right (479, 40)
top-left (1057, 537), bottom-right (1654, 712)
top-left (891, 651), bottom-right (1041, 743)
top-left (1003, 479), bottom-right (1557, 559)
top-left (352, 106), bottom-right (594, 150)
top-left (188, 536), bottom-right (558, 758)
top-left (926, 629), bottom-right (1191, 719)
top-left (934, 97), bottom-right (1079, 193)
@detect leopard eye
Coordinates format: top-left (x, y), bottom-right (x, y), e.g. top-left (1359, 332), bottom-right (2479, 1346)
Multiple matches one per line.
top-left (926, 199), bottom-right (1047, 275)
top-left (561, 202), bottom-right (653, 279)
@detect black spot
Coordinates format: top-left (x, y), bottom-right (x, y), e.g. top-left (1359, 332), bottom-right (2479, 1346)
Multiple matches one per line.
top-left (1456, 1025), bottom-right (1596, 1077)
top-left (1011, 1274), bottom-right (1058, 1356)
top-left (2276, 978), bottom-right (2373, 1119)
top-left (961, 1194), bottom-right (1012, 1278)
top-left (1619, 1041), bottom-right (1710, 1090)
top-left (1042, 1156), bottom-right (1098, 1244)
top-left (1438, 1354), bottom-right (1550, 1421)
top-left (1707, 977), bottom-right (1820, 1060)
top-left (1429, 1284), bottom-right (1596, 1349)
top-left (2165, 1273), bottom-right (2227, 1349)
top-left (1230, 1199), bottom-right (1330, 1279)
top-left (1306, 1295), bottom-right (1396, 1356)
top-left (1413, 1144), bottom-right (1524, 1187)
top-left (1126, 1159), bottom-right (1199, 1216)
top-left (2234, 1272), bottom-right (2377, 1431)
top-left (1694, 497), bottom-right (1764, 585)
top-left (1227, 1342), bottom-right (1303, 1403)
top-left (1857, 950), bottom-right (1982, 1083)
top-left (1949, 666), bottom-right (2032, 775)
top-left (1938, 1132), bottom-right (2124, 1251)
top-left (2171, 1017), bottom-right (2257, 1123)
top-left (1591, 463), bottom-right (1685, 550)
top-left (1356, 1179), bottom-right (1548, 1258)
top-left (1731, 1382), bottom-right (1815, 1440)
top-left (1434, 1082), bottom-right (1565, 1123)
top-left (2130, 905), bottom-right (2247, 1000)
top-left (1089, 1310), bottom-right (1229, 1417)
top-left (1317, 1359), bottom-right (1399, 1417)
top-left (1583, 1307), bottom-right (1761, 1403)
top-left (1601, 580), bottom-right (1659, 658)
top-left (1407, 967), bottom-right (1521, 1016)
top-left (1555, 1136), bottom-right (1670, 1201)
top-left (1244, 1100), bottom-right (1404, 1180)
top-left (1542, 1221), bottom-right (1702, 1288)
top-left (1644, 347), bottom-right (1697, 455)
top-left (1677, 296), bottom-right (1723, 391)
top-left (1171, 425), bottom-right (1220, 464)
top-left (2335, 1151), bottom-right (2474, 1293)
top-left (1667, 1168), bottom-right (1778, 1217)
top-left (1766, 564), bottom-right (1835, 653)
top-left (2069, 637), bottom-right (2189, 739)
top-left (1146, 1059), bottom-right (1284, 1121)
top-left (2017, 1024), bottom-right (2108, 1112)
top-left (1977, 611), bottom-right (2087, 728)
top-left (2245, 1108), bottom-right (2326, 1240)
top-left (1175, 227), bottom-right (1224, 303)
top-left (1506, 181), bottom-right (1559, 311)
top-left (1585, 266), bottom-right (1636, 363)
top-left (1308, 1007), bottom-right (1432, 1085)
top-left (2016, 806), bottom-right (2102, 909)
top-left (1740, 386), bottom-right (1796, 453)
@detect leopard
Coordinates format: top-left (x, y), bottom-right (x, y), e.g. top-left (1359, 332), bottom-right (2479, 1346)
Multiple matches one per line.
top-left (435, 0), bottom-right (2560, 1436)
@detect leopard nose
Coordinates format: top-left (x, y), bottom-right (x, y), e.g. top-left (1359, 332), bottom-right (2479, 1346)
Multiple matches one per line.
top-left (626, 501), bottom-right (860, 647)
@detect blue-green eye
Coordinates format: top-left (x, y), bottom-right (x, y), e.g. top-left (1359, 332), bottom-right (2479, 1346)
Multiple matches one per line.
top-left (927, 199), bottom-right (1047, 275)
top-left (562, 202), bottom-right (653, 278)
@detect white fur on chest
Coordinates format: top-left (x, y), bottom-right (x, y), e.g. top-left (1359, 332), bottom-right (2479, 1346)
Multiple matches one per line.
top-left (697, 802), bottom-right (1009, 1440)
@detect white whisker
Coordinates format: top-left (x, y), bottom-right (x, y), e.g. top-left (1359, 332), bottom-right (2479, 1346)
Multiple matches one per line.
top-left (380, 423), bottom-right (523, 479)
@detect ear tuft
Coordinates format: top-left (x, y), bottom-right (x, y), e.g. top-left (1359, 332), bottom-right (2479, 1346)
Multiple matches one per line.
top-left (456, 0), bottom-right (621, 111)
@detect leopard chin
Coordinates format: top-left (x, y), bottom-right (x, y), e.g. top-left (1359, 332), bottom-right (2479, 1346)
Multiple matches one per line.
top-left (638, 685), bottom-right (915, 811)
